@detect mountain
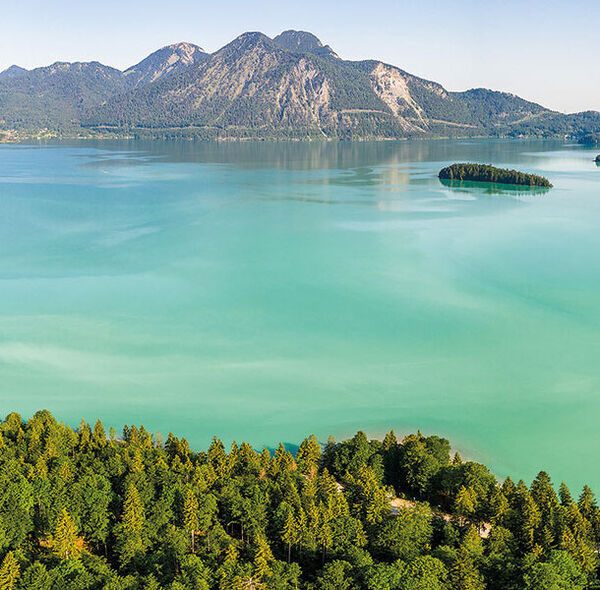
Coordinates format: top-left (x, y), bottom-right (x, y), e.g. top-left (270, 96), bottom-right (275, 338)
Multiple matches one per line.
top-left (0, 61), bottom-right (127, 129)
top-left (85, 32), bottom-right (388, 135)
top-left (0, 65), bottom-right (28, 79)
top-left (273, 30), bottom-right (339, 59)
top-left (0, 44), bottom-right (207, 130)
top-left (2, 30), bottom-right (599, 140)
top-left (83, 32), bottom-right (557, 139)
top-left (124, 42), bottom-right (208, 88)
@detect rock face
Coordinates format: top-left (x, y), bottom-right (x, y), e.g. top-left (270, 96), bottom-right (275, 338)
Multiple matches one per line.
top-left (1, 29), bottom-right (600, 139)
top-left (124, 42), bottom-right (208, 88)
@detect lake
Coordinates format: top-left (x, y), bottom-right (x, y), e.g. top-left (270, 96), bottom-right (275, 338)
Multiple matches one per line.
top-left (1, 139), bottom-right (599, 491)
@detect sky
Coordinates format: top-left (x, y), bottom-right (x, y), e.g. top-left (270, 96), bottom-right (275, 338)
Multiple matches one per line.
top-left (0, 0), bottom-right (598, 113)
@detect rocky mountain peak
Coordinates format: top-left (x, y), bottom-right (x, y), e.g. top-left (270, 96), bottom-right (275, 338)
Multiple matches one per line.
top-left (273, 30), bottom-right (339, 59)
top-left (124, 42), bottom-right (207, 87)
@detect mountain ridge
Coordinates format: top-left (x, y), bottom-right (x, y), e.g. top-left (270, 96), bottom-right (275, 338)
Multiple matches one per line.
top-left (1, 30), bottom-right (599, 141)
top-left (0, 65), bottom-right (28, 79)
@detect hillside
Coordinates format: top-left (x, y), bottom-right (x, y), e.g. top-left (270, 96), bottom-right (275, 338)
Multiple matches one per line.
top-left (0, 62), bottom-right (126, 129)
top-left (2, 30), bottom-right (600, 140)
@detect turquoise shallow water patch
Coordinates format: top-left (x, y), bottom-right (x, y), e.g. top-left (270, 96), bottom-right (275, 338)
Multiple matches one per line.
top-left (1, 139), bottom-right (599, 490)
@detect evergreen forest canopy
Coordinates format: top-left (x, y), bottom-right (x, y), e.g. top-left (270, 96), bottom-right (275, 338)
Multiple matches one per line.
top-left (439, 164), bottom-right (553, 187)
top-left (1, 31), bottom-right (600, 142)
top-left (0, 411), bottom-right (598, 589)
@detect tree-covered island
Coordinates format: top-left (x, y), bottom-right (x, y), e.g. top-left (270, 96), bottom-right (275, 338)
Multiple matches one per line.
top-left (595, 154), bottom-right (600, 163)
top-left (439, 163), bottom-right (553, 187)
top-left (0, 410), bottom-right (597, 589)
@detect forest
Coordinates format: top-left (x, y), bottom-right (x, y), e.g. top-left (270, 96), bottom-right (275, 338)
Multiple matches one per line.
top-left (0, 410), bottom-right (597, 589)
top-left (439, 163), bottom-right (553, 187)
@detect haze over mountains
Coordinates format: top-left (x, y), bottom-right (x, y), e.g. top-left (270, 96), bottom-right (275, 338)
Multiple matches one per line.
top-left (1, 30), bottom-right (599, 140)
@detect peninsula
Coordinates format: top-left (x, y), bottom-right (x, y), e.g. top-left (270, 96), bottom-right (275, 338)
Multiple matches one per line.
top-left (0, 409), bottom-right (595, 590)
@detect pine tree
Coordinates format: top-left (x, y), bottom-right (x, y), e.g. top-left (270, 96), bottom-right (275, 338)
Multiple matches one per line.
top-left (355, 521), bottom-right (367, 547)
top-left (318, 504), bottom-right (333, 563)
top-left (0, 552), bottom-right (20, 590)
top-left (78, 419), bottom-right (91, 448)
top-left (578, 485), bottom-right (597, 517)
top-left (253, 537), bottom-right (273, 580)
top-left (281, 510), bottom-right (298, 563)
top-left (131, 450), bottom-right (145, 473)
top-left (223, 544), bottom-right (239, 563)
top-left (92, 419), bottom-right (106, 447)
top-left (119, 483), bottom-right (145, 563)
top-left (561, 528), bottom-right (579, 556)
top-left (296, 434), bottom-right (321, 478)
top-left (489, 488), bottom-right (509, 526)
top-left (183, 488), bottom-right (200, 553)
top-left (382, 430), bottom-right (397, 451)
top-left (52, 508), bottom-right (82, 560)
top-left (451, 529), bottom-right (485, 590)
top-left (455, 486), bottom-right (477, 524)
top-left (559, 482), bottom-right (574, 506)
top-left (259, 447), bottom-right (271, 476)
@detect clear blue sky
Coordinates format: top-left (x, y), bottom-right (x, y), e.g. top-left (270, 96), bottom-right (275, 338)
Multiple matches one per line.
top-left (1, 0), bottom-right (598, 113)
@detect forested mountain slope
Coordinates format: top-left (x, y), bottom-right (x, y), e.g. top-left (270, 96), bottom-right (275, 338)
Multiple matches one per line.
top-left (0, 62), bottom-right (127, 129)
top-left (2, 30), bottom-right (599, 140)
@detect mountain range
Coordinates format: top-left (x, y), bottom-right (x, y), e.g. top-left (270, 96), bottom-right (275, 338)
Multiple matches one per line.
top-left (1, 30), bottom-right (599, 141)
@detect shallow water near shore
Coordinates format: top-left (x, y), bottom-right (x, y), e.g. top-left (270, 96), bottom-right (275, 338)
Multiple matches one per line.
top-left (1, 138), bottom-right (599, 491)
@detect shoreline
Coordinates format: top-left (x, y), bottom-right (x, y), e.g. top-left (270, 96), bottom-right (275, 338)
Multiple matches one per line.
top-left (0, 129), bottom-right (581, 145)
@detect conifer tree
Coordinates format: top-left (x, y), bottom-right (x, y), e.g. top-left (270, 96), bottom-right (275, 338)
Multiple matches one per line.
top-left (119, 483), bottom-right (145, 564)
top-left (450, 527), bottom-right (485, 590)
top-left (92, 419), bottom-right (106, 448)
top-left (296, 434), bottom-right (321, 478)
top-left (0, 552), bottom-right (19, 590)
top-left (281, 511), bottom-right (298, 563)
top-left (259, 448), bottom-right (271, 476)
top-left (489, 488), bottom-right (510, 526)
top-left (183, 488), bottom-right (200, 553)
top-left (223, 544), bottom-right (239, 563)
top-left (253, 537), bottom-right (273, 580)
top-left (52, 508), bottom-right (82, 560)
top-left (578, 485), bottom-right (598, 519)
top-left (131, 450), bottom-right (145, 473)
top-left (455, 486), bottom-right (477, 524)
top-left (560, 482), bottom-right (574, 506)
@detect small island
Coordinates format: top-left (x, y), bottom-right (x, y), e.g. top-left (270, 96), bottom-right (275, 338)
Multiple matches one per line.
top-left (439, 163), bottom-right (553, 187)
top-left (595, 154), bottom-right (600, 163)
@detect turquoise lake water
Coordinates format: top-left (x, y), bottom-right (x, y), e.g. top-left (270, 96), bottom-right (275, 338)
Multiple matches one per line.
top-left (1, 139), bottom-right (599, 490)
